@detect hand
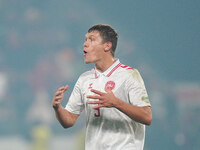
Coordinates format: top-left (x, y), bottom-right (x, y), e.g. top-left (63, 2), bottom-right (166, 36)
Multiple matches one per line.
top-left (87, 88), bottom-right (118, 109)
top-left (52, 85), bottom-right (69, 109)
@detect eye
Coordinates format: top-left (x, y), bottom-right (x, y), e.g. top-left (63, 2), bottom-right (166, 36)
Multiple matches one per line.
top-left (89, 37), bottom-right (93, 41)
top-left (85, 36), bottom-right (95, 42)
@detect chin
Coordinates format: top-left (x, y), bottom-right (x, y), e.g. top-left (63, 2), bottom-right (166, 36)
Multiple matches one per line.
top-left (84, 59), bottom-right (95, 64)
top-left (84, 60), bottom-right (92, 64)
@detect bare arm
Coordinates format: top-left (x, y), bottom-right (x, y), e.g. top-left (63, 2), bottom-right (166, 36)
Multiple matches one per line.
top-left (52, 85), bottom-right (79, 128)
top-left (114, 98), bottom-right (152, 125)
top-left (87, 89), bottom-right (152, 125)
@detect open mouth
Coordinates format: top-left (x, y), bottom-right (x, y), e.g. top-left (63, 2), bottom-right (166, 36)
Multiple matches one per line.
top-left (83, 50), bottom-right (87, 56)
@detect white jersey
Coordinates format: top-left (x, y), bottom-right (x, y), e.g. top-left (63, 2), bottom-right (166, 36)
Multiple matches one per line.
top-left (65, 59), bottom-right (151, 150)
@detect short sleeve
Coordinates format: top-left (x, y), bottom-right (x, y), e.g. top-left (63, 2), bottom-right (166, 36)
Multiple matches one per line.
top-left (65, 78), bottom-right (84, 114)
top-left (126, 69), bottom-right (151, 107)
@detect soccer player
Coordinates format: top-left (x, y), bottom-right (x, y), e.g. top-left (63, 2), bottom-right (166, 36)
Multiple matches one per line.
top-left (52, 24), bottom-right (152, 150)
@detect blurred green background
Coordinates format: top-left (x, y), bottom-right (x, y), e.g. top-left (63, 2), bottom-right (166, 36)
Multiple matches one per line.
top-left (0, 0), bottom-right (200, 150)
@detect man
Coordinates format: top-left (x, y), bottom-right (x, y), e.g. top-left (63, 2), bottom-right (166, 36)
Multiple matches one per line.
top-left (52, 24), bottom-right (152, 150)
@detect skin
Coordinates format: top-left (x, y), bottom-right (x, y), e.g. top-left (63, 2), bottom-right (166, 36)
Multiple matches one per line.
top-left (52, 85), bottom-right (79, 128)
top-left (52, 30), bottom-right (152, 128)
top-left (83, 30), bottom-right (115, 72)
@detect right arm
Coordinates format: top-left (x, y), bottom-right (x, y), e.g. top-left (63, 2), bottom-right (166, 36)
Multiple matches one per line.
top-left (52, 85), bottom-right (79, 128)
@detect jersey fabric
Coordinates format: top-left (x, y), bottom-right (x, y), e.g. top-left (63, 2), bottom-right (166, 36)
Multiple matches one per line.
top-left (65, 59), bottom-right (151, 150)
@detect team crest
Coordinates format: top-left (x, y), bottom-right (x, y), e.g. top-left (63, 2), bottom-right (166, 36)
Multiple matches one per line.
top-left (105, 81), bottom-right (115, 91)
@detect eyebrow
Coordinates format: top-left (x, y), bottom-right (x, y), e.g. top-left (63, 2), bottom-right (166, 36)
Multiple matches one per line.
top-left (85, 34), bottom-right (97, 41)
top-left (85, 34), bottom-right (96, 38)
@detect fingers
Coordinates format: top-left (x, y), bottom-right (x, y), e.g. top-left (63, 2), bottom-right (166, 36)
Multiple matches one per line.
top-left (55, 85), bottom-right (69, 96)
top-left (105, 87), bottom-right (112, 93)
top-left (55, 90), bottom-right (63, 96)
top-left (88, 101), bottom-right (103, 109)
top-left (87, 88), bottom-right (115, 109)
top-left (52, 85), bottom-right (69, 109)
top-left (64, 85), bottom-right (69, 92)
top-left (54, 95), bottom-right (64, 101)
top-left (87, 95), bottom-right (101, 99)
top-left (92, 104), bottom-right (103, 109)
top-left (58, 86), bottom-right (68, 92)
top-left (87, 89), bottom-right (104, 108)
top-left (88, 100), bottom-right (103, 105)
top-left (91, 89), bottom-right (104, 96)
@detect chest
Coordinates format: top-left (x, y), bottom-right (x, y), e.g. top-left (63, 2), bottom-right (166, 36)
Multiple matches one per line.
top-left (83, 75), bottom-right (120, 94)
top-left (81, 74), bottom-right (128, 108)
top-left (81, 72), bottom-right (132, 121)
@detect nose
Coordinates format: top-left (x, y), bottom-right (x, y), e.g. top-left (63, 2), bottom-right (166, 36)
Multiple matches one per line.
top-left (83, 40), bottom-right (88, 48)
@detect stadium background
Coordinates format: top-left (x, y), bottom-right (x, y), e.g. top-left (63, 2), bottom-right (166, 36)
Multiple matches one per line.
top-left (0, 0), bottom-right (200, 149)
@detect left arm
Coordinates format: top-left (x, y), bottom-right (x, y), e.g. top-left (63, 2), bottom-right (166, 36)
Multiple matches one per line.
top-left (87, 89), bottom-right (152, 125)
top-left (114, 98), bottom-right (152, 125)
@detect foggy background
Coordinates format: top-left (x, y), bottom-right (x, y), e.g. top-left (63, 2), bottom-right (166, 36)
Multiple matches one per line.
top-left (0, 0), bottom-right (200, 150)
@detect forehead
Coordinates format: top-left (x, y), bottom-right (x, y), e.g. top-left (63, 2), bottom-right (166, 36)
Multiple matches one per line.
top-left (85, 30), bottom-right (101, 38)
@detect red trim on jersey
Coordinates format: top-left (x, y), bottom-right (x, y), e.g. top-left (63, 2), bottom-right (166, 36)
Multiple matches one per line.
top-left (127, 67), bottom-right (134, 70)
top-left (106, 63), bottom-right (121, 77)
top-left (121, 65), bottom-right (134, 70)
top-left (120, 65), bottom-right (128, 68)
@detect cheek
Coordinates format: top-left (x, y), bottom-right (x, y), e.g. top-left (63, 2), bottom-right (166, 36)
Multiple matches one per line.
top-left (89, 48), bottom-right (98, 56)
top-left (89, 45), bottom-right (104, 58)
top-left (90, 52), bottom-right (98, 60)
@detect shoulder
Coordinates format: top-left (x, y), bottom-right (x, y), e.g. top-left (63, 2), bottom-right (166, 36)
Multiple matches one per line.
top-left (119, 64), bottom-right (138, 76)
top-left (119, 64), bottom-right (144, 83)
top-left (73, 68), bottom-right (95, 88)
top-left (78, 68), bottom-right (95, 81)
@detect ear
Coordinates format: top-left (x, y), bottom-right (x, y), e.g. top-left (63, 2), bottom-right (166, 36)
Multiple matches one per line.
top-left (104, 42), bottom-right (112, 52)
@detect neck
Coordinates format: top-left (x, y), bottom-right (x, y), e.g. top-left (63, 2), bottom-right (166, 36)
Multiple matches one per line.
top-left (95, 57), bottom-right (115, 73)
